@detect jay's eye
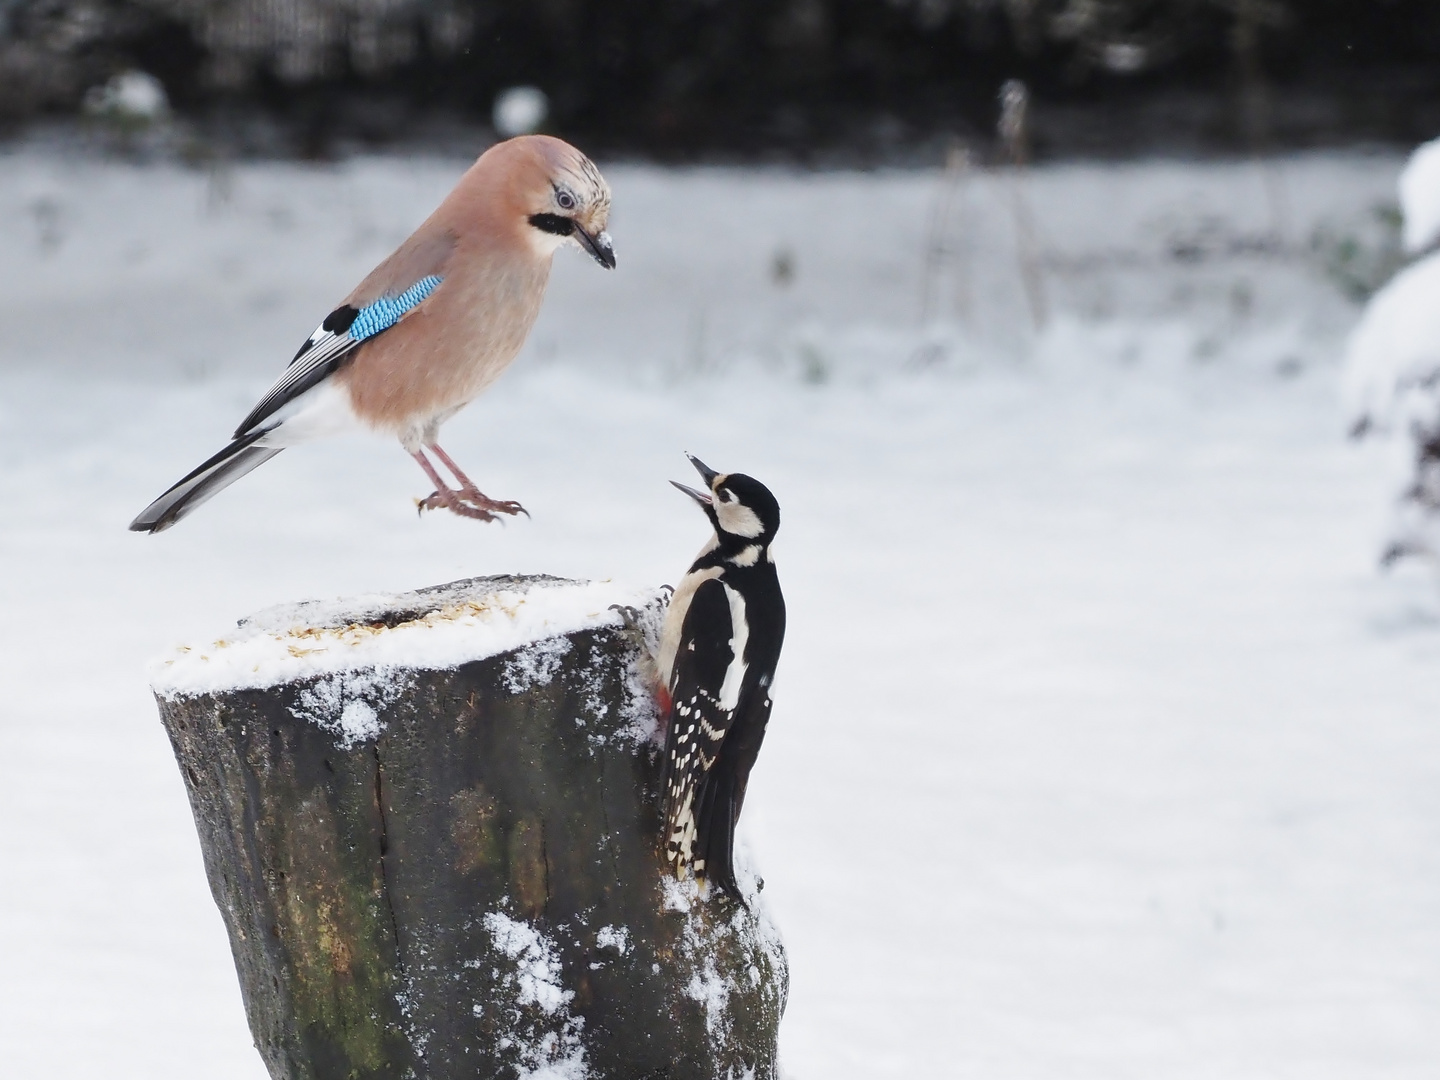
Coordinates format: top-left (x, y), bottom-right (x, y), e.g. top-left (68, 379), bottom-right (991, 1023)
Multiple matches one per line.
top-left (556, 190), bottom-right (576, 210)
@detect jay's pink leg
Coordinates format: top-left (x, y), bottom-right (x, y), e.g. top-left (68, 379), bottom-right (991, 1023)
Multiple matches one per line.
top-left (425, 443), bottom-right (527, 518)
top-left (410, 450), bottom-right (510, 522)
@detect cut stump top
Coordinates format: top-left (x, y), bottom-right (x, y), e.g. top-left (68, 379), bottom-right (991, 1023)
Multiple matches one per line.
top-left (151, 574), bottom-right (660, 698)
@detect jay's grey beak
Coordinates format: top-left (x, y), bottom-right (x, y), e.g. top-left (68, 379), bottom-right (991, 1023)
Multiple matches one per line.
top-left (575, 225), bottom-right (616, 269)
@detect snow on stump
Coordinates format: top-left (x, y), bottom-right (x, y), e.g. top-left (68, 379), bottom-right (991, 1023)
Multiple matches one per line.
top-left (151, 575), bottom-right (786, 1080)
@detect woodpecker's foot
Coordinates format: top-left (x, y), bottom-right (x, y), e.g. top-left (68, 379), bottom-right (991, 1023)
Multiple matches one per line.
top-left (612, 587), bottom-right (672, 629)
top-left (608, 603), bottom-right (653, 658)
top-left (609, 603), bottom-right (645, 632)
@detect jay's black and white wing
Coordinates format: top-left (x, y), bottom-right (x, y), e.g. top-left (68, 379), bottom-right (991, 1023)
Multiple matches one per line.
top-left (128, 276), bottom-right (443, 533)
top-left (233, 275), bottom-right (443, 438)
top-left (661, 577), bottom-right (771, 899)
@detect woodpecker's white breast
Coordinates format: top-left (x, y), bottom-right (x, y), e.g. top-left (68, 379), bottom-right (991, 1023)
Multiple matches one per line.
top-left (657, 562), bottom-right (721, 689)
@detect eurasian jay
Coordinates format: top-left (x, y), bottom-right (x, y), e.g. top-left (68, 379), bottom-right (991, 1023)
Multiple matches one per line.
top-left (129, 135), bottom-right (614, 534)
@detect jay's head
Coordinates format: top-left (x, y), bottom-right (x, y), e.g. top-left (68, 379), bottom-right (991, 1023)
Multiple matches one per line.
top-left (672, 453), bottom-right (781, 551)
top-left (479, 134), bottom-right (615, 269)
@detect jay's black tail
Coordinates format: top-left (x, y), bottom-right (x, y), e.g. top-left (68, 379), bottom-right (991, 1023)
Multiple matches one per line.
top-left (129, 431), bottom-right (282, 533)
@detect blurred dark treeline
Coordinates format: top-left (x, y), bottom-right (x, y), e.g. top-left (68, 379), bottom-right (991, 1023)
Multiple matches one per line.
top-left (2, 0), bottom-right (1439, 159)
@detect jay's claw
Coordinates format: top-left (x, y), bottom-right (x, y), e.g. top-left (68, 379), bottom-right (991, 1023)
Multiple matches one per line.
top-left (452, 483), bottom-right (527, 519)
top-left (410, 448), bottom-right (526, 523)
top-left (417, 489), bottom-right (500, 522)
top-left (474, 496), bottom-right (528, 519)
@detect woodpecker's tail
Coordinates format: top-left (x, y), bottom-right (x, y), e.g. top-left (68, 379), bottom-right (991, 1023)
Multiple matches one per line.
top-left (692, 768), bottom-right (743, 901)
top-left (129, 431), bottom-right (282, 533)
top-left (662, 756), bottom-right (741, 900)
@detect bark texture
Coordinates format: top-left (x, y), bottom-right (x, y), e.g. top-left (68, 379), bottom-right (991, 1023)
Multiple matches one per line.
top-left (156, 576), bottom-right (786, 1080)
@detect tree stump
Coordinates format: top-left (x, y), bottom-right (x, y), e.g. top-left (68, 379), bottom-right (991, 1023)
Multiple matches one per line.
top-left (152, 575), bottom-right (787, 1080)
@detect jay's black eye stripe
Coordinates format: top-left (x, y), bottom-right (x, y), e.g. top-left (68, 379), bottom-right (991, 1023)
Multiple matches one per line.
top-left (528, 212), bottom-right (574, 236)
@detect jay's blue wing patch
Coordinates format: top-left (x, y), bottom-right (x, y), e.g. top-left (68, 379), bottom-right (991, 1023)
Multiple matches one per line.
top-left (348, 276), bottom-right (443, 341)
top-left (234, 275), bottom-right (443, 438)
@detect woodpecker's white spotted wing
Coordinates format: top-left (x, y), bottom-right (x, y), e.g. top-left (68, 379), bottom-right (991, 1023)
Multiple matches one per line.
top-left (661, 577), bottom-right (772, 898)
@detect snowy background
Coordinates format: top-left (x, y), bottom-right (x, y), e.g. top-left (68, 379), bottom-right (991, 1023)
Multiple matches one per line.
top-left (2, 146), bottom-right (1439, 1078)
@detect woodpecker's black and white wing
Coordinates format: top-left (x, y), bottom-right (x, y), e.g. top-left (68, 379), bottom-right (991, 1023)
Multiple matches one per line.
top-left (661, 577), bottom-right (771, 898)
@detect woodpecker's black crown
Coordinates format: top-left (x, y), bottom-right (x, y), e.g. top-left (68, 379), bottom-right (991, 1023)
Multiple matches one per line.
top-left (671, 453), bottom-right (780, 545)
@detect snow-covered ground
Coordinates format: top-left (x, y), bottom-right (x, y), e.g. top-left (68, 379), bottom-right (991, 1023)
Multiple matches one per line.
top-left (2, 148), bottom-right (1438, 1079)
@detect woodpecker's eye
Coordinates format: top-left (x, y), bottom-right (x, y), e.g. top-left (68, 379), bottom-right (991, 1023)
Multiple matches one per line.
top-left (556, 190), bottom-right (577, 210)
top-left (717, 489), bottom-right (733, 503)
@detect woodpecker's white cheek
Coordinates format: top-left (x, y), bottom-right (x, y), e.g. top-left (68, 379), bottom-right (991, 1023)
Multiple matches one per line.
top-left (715, 501), bottom-right (764, 538)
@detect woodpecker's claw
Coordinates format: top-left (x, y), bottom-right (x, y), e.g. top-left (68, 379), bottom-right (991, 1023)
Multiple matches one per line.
top-left (608, 605), bottom-right (653, 657)
top-left (609, 603), bottom-right (645, 632)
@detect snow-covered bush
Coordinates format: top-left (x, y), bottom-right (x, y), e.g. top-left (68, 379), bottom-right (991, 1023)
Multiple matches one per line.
top-left (1344, 135), bottom-right (1440, 564)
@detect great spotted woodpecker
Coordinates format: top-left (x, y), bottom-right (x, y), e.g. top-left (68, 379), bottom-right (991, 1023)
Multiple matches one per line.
top-left (658, 453), bottom-right (785, 899)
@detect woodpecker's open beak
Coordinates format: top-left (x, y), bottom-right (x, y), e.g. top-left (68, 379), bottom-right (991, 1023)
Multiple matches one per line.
top-left (686, 453), bottom-right (720, 486)
top-left (670, 481), bottom-right (711, 507)
top-left (574, 224), bottom-right (616, 269)
top-left (671, 452), bottom-right (718, 507)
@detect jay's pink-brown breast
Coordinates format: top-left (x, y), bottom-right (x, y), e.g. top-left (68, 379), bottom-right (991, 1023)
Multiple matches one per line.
top-left (336, 250), bottom-right (550, 438)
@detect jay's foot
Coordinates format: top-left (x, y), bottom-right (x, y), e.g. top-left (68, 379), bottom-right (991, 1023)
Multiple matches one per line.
top-left (416, 487), bottom-right (526, 522)
top-left (417, 489), bottom-right (498, 522)
top-left (455, 485), bottom-right (529, 518)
